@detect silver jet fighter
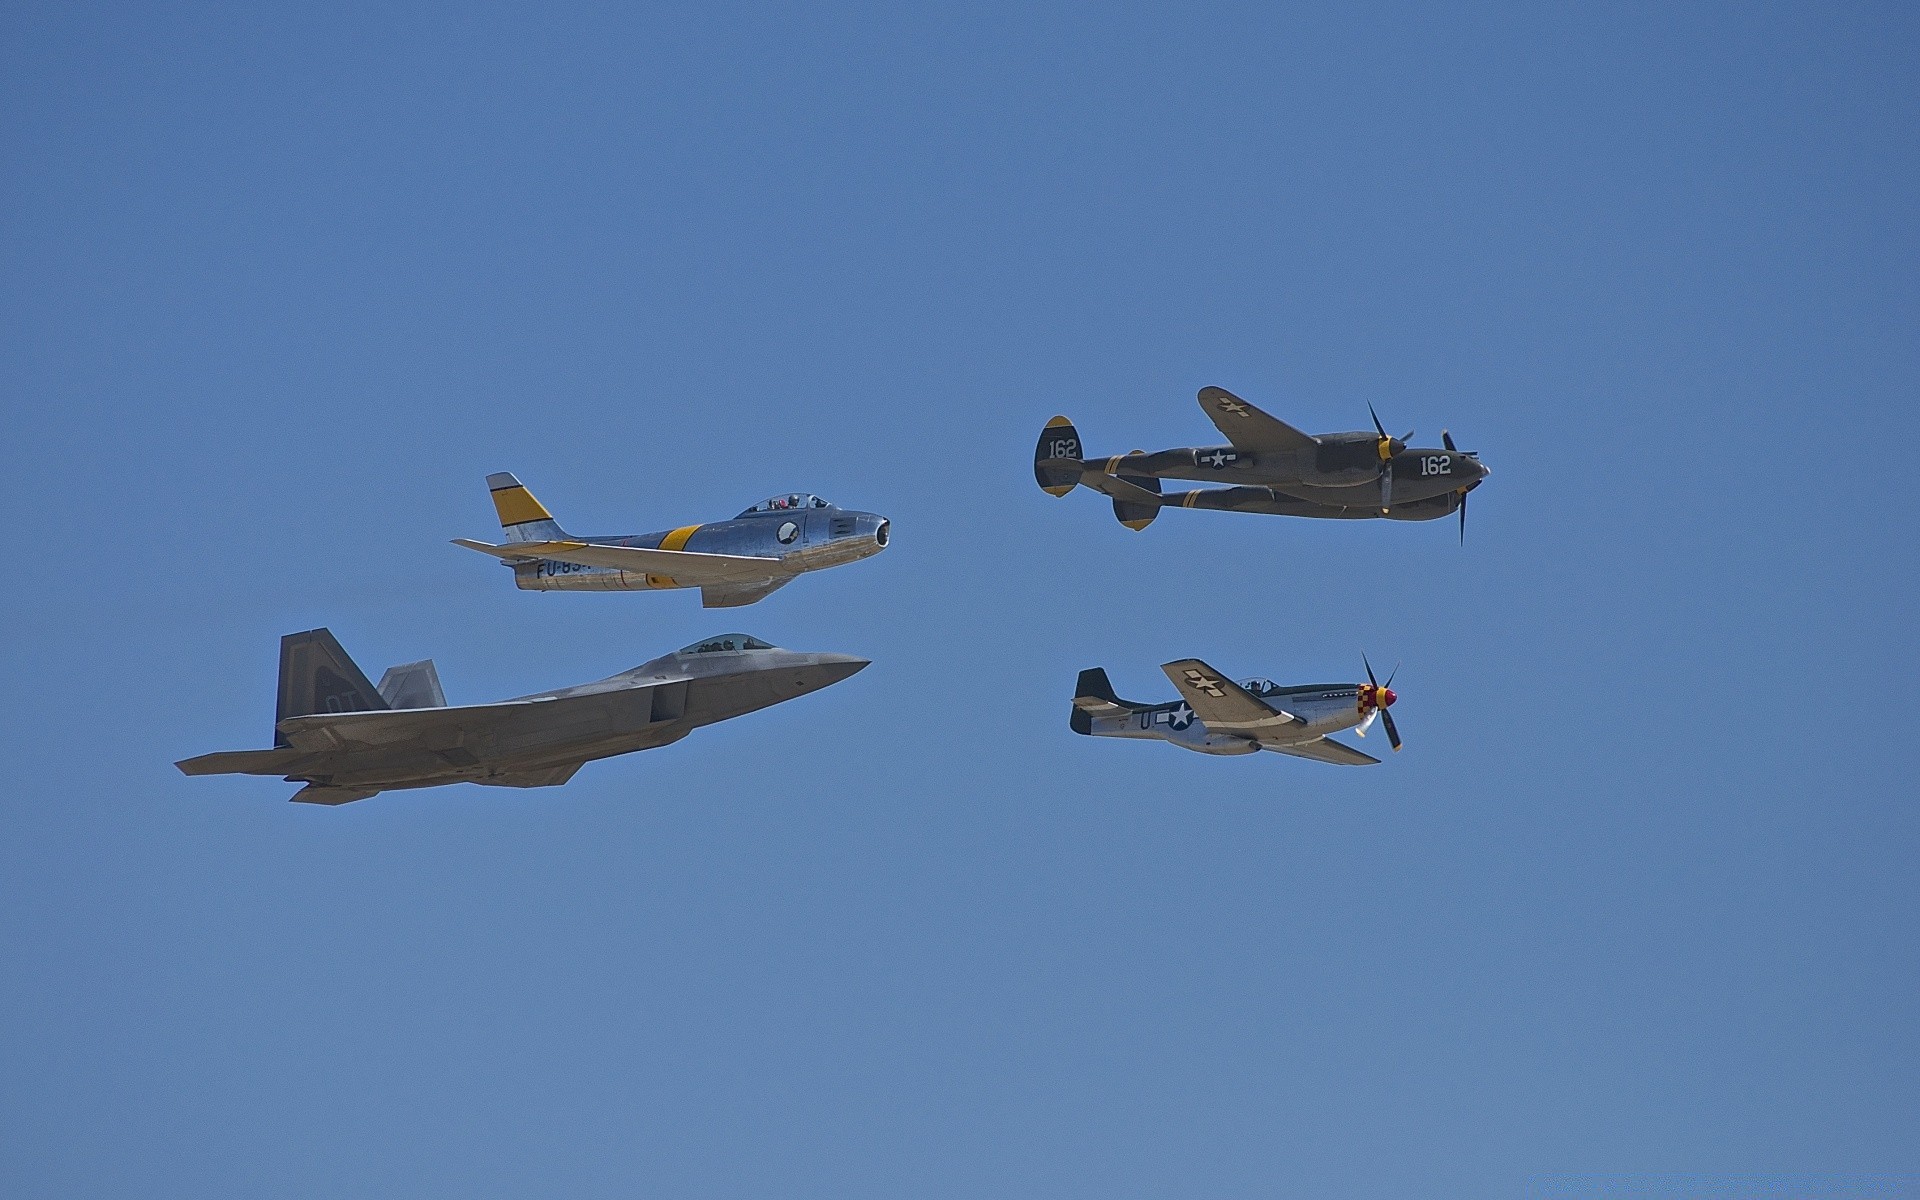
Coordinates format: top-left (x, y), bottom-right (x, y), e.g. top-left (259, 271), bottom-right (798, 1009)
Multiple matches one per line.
top-left (176, 628), bottom-right (869, 805)
top-left (1070, 656), bottom-right (1403, 764)
top-left (456, 473), bottom-right (890, 607)
top-left (1034, 386), bottom-right (1489, 538)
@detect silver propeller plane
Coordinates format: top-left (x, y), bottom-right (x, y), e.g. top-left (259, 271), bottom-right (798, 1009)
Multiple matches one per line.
top-left (1071, 656), bottom-right (1403, 763)
top-left (176, 628), bottom-right (869, 805)
top-left (1034, 387), bottom-right (1488, 538)
top-left (456, 473), bottom-right (890, 607)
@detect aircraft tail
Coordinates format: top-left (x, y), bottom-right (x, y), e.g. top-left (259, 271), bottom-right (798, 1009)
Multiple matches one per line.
top-left (1070, 666), bottom-right (1145, 734)
top-left (1034, 416), bottom-right (1085, 496)
top-left (486, 472), bottom-right (569, 543)
top-left (275, 629), bottom-right (389, 745)
top-left (1108, 460), bottom-right (1161, 531)
top-left (1072, 454), bottom-right (1163, 530)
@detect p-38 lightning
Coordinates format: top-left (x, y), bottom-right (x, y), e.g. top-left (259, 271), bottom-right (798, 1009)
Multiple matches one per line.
top-left (176, 628), bottom-right (869, 805)
top-left (457, 473), bottom-right (890, 607)
top-left (1071, 656), bottom-right (1404, 764)
top-left (1034, 387), bottom-right (1488, 537)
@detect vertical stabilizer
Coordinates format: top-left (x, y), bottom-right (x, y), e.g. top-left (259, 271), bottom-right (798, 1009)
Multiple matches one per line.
top-left (486, 472), bottom-right (568, 543)
top-left (1070, 666), bottom-right (1144, 735)
top-left (378, 660), bottom-right (447, 709)
top-left (275, 629), bottom-right (388, 745)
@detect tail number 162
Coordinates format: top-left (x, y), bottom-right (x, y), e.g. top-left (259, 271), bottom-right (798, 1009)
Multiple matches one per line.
top-left (1418, 455), bottom-right (1452, 476)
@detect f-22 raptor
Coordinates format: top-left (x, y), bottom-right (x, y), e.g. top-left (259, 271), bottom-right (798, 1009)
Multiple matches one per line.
top-left (1034, 387), bottom-right (1488, 537)
top-left (176, 628), bottom-right (868, 804)
top-left (1072, 656), bottom-right (1403, 763)
top-left (457, 473), bottom-right (890, 607)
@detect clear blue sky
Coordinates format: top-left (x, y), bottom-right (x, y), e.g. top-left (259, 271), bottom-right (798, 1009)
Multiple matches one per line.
top-left (4, 3), bottom-right (1916, 1196)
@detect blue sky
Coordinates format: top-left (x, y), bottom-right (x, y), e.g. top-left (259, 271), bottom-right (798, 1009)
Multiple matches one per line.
top-left (3, 2), bottom-right (1916, 1196)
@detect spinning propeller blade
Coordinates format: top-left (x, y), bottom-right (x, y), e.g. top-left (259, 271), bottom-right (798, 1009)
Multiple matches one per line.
top-left (1380, 708), bottom-right (1402, 753)
top-left (1443, 428), bottom-right (1469, 544)
top-left (1361, 655), bottom-right (1403, 752)
top-left (1368, 405), bottom-right (1411, 513)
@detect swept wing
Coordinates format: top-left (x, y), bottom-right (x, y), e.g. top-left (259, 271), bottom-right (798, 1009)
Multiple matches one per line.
top-left (1196, 387), bottom-right (1318, 453)
top-left (700, 578), bottom-right (793, 608)
top-left (453, 538), bottom-right (783, 586)
top-left (1160, 659), bottom-right (1304, 734)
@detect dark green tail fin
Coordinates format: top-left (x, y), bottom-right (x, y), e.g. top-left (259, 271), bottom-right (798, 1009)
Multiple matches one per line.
top-left (1034, 416), bottom-right (1085, 496)
top-left (1111, 458), bottom-right (1162, 531)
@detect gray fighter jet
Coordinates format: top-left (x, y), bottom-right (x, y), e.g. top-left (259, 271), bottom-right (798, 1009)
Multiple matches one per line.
top-left (456, 473), bottom-right (890, 607)
top-left (176, 628), bottom-right (869, 804)
top-left (1034, 387), bottom-right (1489, 538)
top-left (1071, 656), bottom-right (1402, 763)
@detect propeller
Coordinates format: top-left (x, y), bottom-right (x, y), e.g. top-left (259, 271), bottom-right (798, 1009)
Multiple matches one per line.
top-left (1442, 428), bottom-right (1477, 544)
top-left (1368, 404), bottom-right (1412, 514)
top-left (1357, 654), bottom-right (1402, 752)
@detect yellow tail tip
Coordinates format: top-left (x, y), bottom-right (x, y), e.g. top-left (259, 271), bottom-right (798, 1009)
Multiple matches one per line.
top-left (490, 485), bottom-right (552, 527)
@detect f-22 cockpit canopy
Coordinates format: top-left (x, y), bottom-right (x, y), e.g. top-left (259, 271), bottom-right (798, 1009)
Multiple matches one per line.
top-left (739, 494), bottom-right (832, 517)
top-left (678, 634), bottom-right (777, 655)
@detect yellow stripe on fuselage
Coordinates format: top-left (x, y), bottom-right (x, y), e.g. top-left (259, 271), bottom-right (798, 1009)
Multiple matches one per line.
top-left (660, 525), bottom-right (700, 551)
top-left (645, 525), bottom-right (704, 589)
top-left (490, 485), bottom-right (552, 528)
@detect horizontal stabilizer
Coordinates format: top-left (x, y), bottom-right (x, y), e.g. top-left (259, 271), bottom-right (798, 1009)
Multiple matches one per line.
top-left (1075, 468), bottom-right (1159, 506)
top-left (453, 538), bottom-right (783, 585)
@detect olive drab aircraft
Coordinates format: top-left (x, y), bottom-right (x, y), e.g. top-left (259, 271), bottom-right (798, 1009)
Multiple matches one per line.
top-left (1071, 656), bottom-right (1404, 764)
top-left (1033, 386), bottom-right (1489, 538)
top-left (456, 473), bottom-right (890, 607)
top-left (176, 628), bottom-right (870, 805)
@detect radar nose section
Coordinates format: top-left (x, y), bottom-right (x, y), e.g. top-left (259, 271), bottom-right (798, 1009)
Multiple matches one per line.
top-left (806, 652), bottom-right (871, 685)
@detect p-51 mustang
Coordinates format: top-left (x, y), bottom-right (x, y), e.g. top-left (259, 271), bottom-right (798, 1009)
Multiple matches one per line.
top-left (176, 628), bottom-right (869, 805)
top-left (1034, 387), bottom-right (1488, 538)
top-left (1071, 656), bottom-right (1403, 763)
top-left (456, 473), bottom-right (890, 607)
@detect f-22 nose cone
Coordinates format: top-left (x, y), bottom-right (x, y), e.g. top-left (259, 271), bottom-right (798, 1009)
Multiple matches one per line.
top-left (810, 654), bottom-right (871, 685)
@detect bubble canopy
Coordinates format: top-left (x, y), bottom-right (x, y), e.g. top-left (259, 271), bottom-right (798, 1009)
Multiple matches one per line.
top-left (739, 493), bottom-right (831, 516)
top-left (678, 634), bottom-right (776, 655)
